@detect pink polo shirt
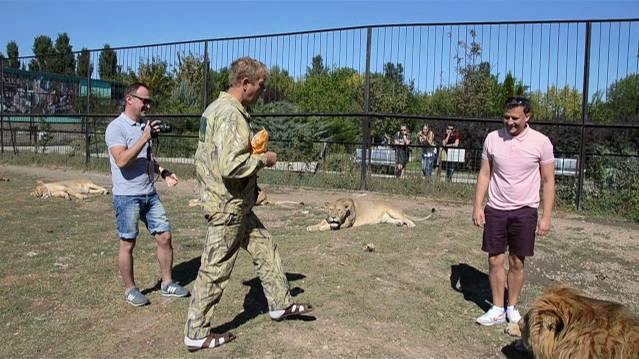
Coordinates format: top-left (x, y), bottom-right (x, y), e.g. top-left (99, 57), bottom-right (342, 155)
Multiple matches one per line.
top-left (482, 126), bottom-right (554, 210)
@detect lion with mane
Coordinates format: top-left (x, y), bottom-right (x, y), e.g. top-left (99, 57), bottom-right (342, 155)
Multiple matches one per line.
top-left (519, 285), bottom-right (639, 359)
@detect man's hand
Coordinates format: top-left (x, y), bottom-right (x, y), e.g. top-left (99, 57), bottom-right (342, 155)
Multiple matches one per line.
top-left (142, 120), bottom-right (161, 142)
top-left (165, 173), bottom-right (178, 187)
top-left (472, 206), bottom-right (485, 228)
top-left (536, 216), bottom-right (551, 236)
top-left (264, 151), bottom-right (277, 167)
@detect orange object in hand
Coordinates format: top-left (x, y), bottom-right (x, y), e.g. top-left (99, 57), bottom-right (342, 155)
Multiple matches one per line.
top-left (250, 128), bottom-right (269, 154)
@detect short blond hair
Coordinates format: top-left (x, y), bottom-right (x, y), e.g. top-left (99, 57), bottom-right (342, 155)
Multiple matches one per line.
top-left (228, 57), bottom-right (267, 87)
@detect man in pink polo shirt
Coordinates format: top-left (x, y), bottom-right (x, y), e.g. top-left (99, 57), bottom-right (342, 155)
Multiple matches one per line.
top-left (472, 96), bottom-right (555, 326)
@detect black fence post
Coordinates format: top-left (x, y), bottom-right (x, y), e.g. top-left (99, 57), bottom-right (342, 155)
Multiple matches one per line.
top-left (0, 57), bottom-right (4, 155)
top-left (577, 22), bottom-right (592, 211)
top-left (202, 41), bottom-right (209, 111)
top-left (360, 27), bottom-right (373, 191)
top-left (85, 58), bottom-right (92, 167)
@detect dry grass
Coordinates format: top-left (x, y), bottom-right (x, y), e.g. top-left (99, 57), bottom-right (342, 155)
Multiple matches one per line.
top-left (1, 164), bottom-right (638, 359)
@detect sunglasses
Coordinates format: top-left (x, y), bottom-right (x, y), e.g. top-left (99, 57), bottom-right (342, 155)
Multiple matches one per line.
top-left (447, 127), bottom-right (454, 130)
top-left (130, 94), bottom-right (154, 105)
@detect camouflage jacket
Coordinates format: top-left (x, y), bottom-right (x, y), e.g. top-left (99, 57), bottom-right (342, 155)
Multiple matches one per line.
top-left (194, 92), bottom-right (267, 224)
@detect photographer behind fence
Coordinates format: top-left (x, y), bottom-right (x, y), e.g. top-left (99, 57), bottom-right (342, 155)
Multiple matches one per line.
top-left (104, 82), bottom-right (189, 307)
top-left (417, 124), bottom-right (436, 178)
top-left (393, 125), bottom-right (411, 178)
top-left (441, 124), bottom-right (461, 182)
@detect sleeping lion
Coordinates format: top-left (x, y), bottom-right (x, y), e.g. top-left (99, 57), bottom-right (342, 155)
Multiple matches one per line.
top-left (306, 198), bottom-right (435, 231)
top-left (519, 285), bottom-right (639, 359)
top-left (31, 179), bottom-right (109, 200)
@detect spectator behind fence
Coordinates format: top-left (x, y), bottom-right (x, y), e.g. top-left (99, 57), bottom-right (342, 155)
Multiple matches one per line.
top-left (417, 124), bottom-right (436, 178)
top-left (393, 125), bottom-right (411, 178)
top-left (184, 57), bottom-right (314, 352)
top-left (441, 124), bottom-right (461, 182)
top-left (104, 82), bottom-right (189, 307)
top-left (472, 96), bottom-right (555, 327)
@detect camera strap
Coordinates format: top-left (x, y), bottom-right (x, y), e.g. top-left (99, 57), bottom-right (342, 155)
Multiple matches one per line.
top-left (146, 137), bottom-right (161, 186)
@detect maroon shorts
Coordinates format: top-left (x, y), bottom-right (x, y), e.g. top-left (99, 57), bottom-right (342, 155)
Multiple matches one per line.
top-left (482, 205), bottom-right (538, 257)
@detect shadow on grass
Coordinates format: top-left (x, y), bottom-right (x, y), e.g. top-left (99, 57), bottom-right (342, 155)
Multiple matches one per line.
top-left (212, 272), bottom-right (315, 333)
top-left (450, 263), bottom-right (508, 312)
top-left (501, 340), bottom-right (534, 359)
top-left (145, 255), bottom-right (314, 330)
top-left (142, 256), bottom-right (201, 295)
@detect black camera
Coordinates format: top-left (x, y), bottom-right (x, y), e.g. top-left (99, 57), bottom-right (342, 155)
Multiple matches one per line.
top-left (151, 121), bottom-right (172, 138)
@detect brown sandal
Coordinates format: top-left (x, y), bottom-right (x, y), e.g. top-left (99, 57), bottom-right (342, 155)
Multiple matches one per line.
top-left (273, 303), bottom-right (314, 321)
top-left (186, 332), bottom-right (236, 352)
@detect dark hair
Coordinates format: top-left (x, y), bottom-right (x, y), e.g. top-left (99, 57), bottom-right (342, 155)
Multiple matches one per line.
top-left (124, 82), bottom-right (149, 98)
top-left (504, 96), bottom-right (531, 113)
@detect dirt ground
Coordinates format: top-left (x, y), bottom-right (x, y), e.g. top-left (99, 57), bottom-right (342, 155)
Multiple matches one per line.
top-left (1, 164), bottom-right (638, 359)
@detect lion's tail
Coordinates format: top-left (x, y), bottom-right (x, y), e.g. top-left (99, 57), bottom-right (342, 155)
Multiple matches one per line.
top-left (406, 207), bottom-right (436, 222)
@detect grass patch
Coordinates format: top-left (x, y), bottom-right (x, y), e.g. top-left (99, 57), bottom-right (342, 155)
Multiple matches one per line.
top-left (1, 165), bottom-right (638, 358)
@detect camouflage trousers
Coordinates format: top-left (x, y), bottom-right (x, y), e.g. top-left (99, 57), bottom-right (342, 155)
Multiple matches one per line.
top-left (184, 211), bottom-right (292, 339)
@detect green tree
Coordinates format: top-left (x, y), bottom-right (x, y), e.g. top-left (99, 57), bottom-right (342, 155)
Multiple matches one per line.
top-left (52, 33), bottom-right (75, 75)
top-left (425, 87), bottom-right (458, 117)
top-left (369, 63), bottom-right (418, 138)
top-left (7, 41), bottom-right (19, 69)
top-left (98, 44), bottom-right (118, 80)
top-left (263, 66), bottom-right (294, 102)
top-left (137, 58), bottom-right (174, 113)
top-left (307, 55), bottom-right (328, 77)
top-left (383, 62), bottom-right (404, 84)
top-left (530, 85), bottom-right (581, 121)
top-left (291, 63), bottom-right (363, 143)
top-left (76, 48), bottom-right (93, 77)
top-left (253, 101), bottom-right (331, 161)
top-left (30, 35), bottom-right (54, 72)
top-left (210, 67), bottom-right (229, 100)
top-left (502, 72), bottom-right (515, 99)
top-left (168, 54), bottom-right (209, 117)
top-left (293, 66), bottom-right (362, 113)
top-left (603, 74), bottom-right (639, 124)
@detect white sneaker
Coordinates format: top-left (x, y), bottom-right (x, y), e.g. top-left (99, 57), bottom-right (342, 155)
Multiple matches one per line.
top-left (476, 306), bottom-right (506, 326)
top-left (507, 307), bottom-right (522, 323)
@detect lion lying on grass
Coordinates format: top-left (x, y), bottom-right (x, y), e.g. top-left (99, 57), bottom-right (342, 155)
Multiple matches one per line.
top-left (31, 179), bottom-right (109, 200)
top-left (306, 198), bottom-right (435, 232)
top-left (189, 188), bottom-right (303, 208)
top-left (519, 285), bottom-right (639, 359)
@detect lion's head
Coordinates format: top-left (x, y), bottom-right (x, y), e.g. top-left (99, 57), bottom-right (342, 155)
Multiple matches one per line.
top-left (520, 285), bottom-right (638, 359)
top-left (322, 198), bottom-right (356, 230)
top-left (30, 181), bottom-right (49, 198)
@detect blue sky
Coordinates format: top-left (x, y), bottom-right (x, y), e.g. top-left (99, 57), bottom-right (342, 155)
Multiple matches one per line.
top-left (2, 0), bottom-right (637, 55)
top-left (1, 0), bottom-right (638, 95)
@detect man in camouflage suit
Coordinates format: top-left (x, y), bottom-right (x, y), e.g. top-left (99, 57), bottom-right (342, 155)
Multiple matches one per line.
top-left (183, 57), bottom-right (313, 352)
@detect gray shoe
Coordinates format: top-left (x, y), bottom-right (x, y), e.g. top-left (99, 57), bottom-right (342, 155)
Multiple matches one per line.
top-left (160, 281), bottom-right (189, 297)
top-left (125, 287), bottom-right (150, 307)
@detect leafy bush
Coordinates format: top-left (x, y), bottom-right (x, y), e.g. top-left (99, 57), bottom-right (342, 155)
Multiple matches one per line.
top-left (584, 157), bottom-right (639, 222)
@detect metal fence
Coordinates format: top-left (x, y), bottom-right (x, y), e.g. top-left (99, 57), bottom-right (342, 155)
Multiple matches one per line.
top-left (1, 19), bottom-right (638, 219)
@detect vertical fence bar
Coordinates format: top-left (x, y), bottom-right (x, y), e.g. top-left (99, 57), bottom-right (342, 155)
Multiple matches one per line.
top-left (577, 22), bottom-right (592, 210)
top-left (360, 27), bottom-right (373, 191)
top-left (0, 58), bottom-right (4, 155)
top-left (202, 41), bottom-right (209, 111)
top-left (85, 54), bottom-right (92, 166)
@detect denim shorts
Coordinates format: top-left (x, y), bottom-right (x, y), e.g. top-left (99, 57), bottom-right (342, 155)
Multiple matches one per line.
top-left (112, 192), bottom-right (171, 240)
